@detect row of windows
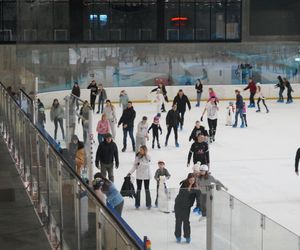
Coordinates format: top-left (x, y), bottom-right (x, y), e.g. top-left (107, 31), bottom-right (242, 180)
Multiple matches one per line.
top-left (0, 0), bottom-right (241, 42)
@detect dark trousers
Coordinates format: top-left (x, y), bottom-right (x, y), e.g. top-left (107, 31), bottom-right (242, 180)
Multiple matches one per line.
top-left (72, 96), bottom-right (79, 110)
top-left (249, 92), bottom-right (255, 105)
top-left (234, 108), bottom-right (244, 126)
top-left (257, 98), bottom-right (268, 111)
top-left (135, 179), bottom-right (151, 207)
top-left (90, 94), bottom-right (96, 111)
top-left (279, 88), bottom-right (284, 101)
top-left (114, 200), bottom-right (124, 216)
top-left (207, 118), bottom-right (217, 138)
top-left (178, 110), bottom-right (185, 128)
top-left (123, 127), bottom-right (135, 150)
top-left (97, 97), bottom-right (105, 113)
top-left (165, 125), bottom-right (178, 143)
top-left (174, 205), bottom-right (191, 238)
top-left (287, 89), bottom-right (293, 102)
top-left (243, 114), bottom-right (247, 127)
top-left (54, 118), bottom-right (64, 140)
top-left (196, 193), bottom-right (207, 216)
top-left (152, 132), bottom-right (160, 147)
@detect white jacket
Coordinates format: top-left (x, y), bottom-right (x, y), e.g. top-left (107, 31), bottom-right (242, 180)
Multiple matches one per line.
top-left (130, 155), bottom-right (151, 180)
top-left (103, 106), bottom-right (117, 123)
top-left (256, 86), bottom-right (265, 99)
top-left (136, 121), bottom-right (148, 138)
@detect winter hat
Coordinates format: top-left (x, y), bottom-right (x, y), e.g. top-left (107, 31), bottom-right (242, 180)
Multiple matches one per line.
top-left (199, 164), bottom-right (209, 172)
top-left (71, 134), bottom-right (79, 141)
top-left (158, 160), bottom-right (165, 165)
top-left (142, 116), bottom-right (147, 121)
top-left (229, 101), bottom-right (233, 106)
top-left (104, 133), bottom-right (112, 139)
top-left (192, 162), bottom-right (201, 172)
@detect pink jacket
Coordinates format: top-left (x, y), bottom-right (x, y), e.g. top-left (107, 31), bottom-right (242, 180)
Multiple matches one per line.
top-left (208, 91), bottom-right (219, 102)
top-left (96, 119), bottom-right (111, 134)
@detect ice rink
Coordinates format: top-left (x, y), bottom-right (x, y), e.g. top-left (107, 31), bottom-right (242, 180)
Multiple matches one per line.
top-left (45, 97), bottom-right (300, 248)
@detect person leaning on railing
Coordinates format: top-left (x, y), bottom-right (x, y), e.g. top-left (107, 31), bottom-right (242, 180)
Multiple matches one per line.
top-left (295, 148), bottom-right (300, 176)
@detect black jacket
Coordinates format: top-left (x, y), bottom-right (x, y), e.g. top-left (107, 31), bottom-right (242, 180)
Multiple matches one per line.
top-left (173, 94), bottom-right (191, 112)
top-left (148, 123), bottom-right (162, 135)
top-left (151, 85), bottom-right (167, 96)
top-left (236, 94), bottom-right (243, 110)
top-left (174, 181), bottom-right (198, 211)
top-left (295, 148), bottom-right (300, 172)
top-left (195, 82), bottom-right (203, 93)
top-left (72, 85), bottom-right (81, 97)
top-left (166, 109), bottom-right (180, 127)
top-left (189, 126), bottom-right (208, 141)
top-left (285, 80), bottom-right (293, 92)
top-left (87, 83), bottom-right (98, 96)
top-left (187, 141), bottom-right (209, 164)
top-left (95, 140), bottom-right (119, 167)
top-left (118, 107), bottom-right (136, 128)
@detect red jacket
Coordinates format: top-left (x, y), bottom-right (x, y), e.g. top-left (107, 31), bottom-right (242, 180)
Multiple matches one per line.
top-left (244, 81), bottom-right (257, 93)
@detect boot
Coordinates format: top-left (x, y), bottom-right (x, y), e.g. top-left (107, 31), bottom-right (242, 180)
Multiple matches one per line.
top-left (165, 140), bottom-right (168, 147)
top-left (121, 147), bottom-right (126, 152)
top-left (152, 141), bottom-right (154, 149)
top-left (256, 109), bottom-right (261, 112)
top-left (175, 141), bottom-right (179, 147)
top-left (157, 143), bottom-right (161, 149)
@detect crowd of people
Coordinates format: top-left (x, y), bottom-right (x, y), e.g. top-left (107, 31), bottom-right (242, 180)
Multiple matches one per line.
top-left (34, 75), bottom-right (297, 245)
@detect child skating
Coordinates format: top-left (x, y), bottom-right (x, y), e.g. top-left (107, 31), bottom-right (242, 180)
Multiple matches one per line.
top-left (148, 116), bottom-right (162, 149)
top-left (256, 83), bottom-right (269, 113)
top-left (225, 102), bottom-right (235, 126)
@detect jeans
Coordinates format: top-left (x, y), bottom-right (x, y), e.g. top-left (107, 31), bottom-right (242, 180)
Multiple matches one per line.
top-left (97, 97), bottom-right (105, 113)
top-left (234, 108), bottom-right (244, 126)
top-left (90, 94), bottom-right (96, 111)
top-left (98, 134), bottom-right (105, 144)
top-left (123, 126), bottom-right (135, 150)
top-left (135, 179), bottom-right (151, 208)
top-left (54, 118), bottom-right (64, 140)
top-left (196, 92), bottom-right (202, 105)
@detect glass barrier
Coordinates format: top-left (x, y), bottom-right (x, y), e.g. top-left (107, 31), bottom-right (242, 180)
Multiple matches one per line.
top-left (0, 82), bottom-right (145, 250)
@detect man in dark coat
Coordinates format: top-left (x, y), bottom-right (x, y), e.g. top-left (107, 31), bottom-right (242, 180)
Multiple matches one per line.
top-left (172, 89), bottom-right (191, 130)
top-left (165, 104), bottom-right (180, 147)
top-left (95, 133), bottom-right (119, 182)
top-left (233, 89), bottom-right (245, 128)
top-left (118, 101), bottom-right (136, 152)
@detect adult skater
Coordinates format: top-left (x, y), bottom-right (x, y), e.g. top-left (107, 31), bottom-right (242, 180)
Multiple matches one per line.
top-left (174, 173), bottom-right (197, 244)
top-left (151, 81), bottom-right (168, 112)
top-left (172, 89), bottom-right (191, 130)
top-left (201, 98), bottom-right (219, 143)
top-left (95, 133), bottom-right (119, 182)
top-left (243, 78), bottom-right (257, 108)
top-left (68, 134), bottom-right (85, 175)
top-left (96, 113), bottom-right (111, 144)
top-left (148, 116), bottom-right (162, 149)
top-left (187, 134), bottom-right (210, 167)
top-left (195, 79), bottom-right (203, 107)
top-left (50, 98), bottom-right (65, 140)
top-left (189, 120), bottom-right (208, 142)
top-left (103, 100), bottom-right (117, 139)
top-left (37, 99), bottom-right (46, 129)
top-left (87, 80), bottom-right (98, 111)
top-left (165, 104), bottom-right (180, 147)
top-left (78, 100), bottom-right (92, 143)
top-left (119, 90), bottom-right (129, 110)
top-left (118, 101), bottom-right (136, 152)
top-left (71, 82), bottom-right (80, 110)
top-left (275, 76), bottom-right (285, 102)
top-left (232, 90), bottom-right (245, 128)
top-left (135, 116), bottom-right (149, 153)
top-left (96, 83), bottom-right (107, 114)
top-left (284, 78), bottom-right (293, 104)
top-left (128, 145), bottom-right (152, 209)
top-left (93, 173), bottom-right (124, 216)
top-left (295, 148), bottom-right (300, 176)
top-left (256, 83), bottom-right (269, 113)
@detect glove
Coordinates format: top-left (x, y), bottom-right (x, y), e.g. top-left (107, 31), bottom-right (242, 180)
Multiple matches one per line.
top-left (115, 163), bottom-right (119, 169)
top-left (187, 163), bottom-right (190, 168)
top-left (126, 173), bottom-right (131, 177)
top-left (200, 116), bottom-right (203, 122)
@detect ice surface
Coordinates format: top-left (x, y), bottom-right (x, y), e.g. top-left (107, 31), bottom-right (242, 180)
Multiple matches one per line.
top-left (44, 97), bottom-right (300, 249)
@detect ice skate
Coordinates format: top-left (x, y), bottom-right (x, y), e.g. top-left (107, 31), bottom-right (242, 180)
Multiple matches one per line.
top-left (176, 237), bottom-right (181, 243)
top-left (175, 142), bottom-right (179, 147)
top-left (121, 147), bottom-right (126, 152)
top-left (186, 237), bottom-right (191, 244)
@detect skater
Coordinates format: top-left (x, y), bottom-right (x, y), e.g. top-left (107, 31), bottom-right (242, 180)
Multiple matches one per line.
top-left (172, 89), bottom-right (191, 130)
top-left (174, 173), bottom-right (197, 244)
top-left (96, 83), bottom-right (107, 114)
top-left (284, 78), bottom-right (293, 103)
top-left (225, 102), bottom-right (235, 126)
top-left (275, 76), bottom-right (285, 102)
top-left (256, 83), bottom-right (269, 113)
top-left (151, 89), bottom-right (165, 114)
top-left (207, 88), bottom-right (219, 103)
top-left (128, 145), bottom-right (152, 209)
top-left (96, 113), bottom-right (111, 144)
top-left (87, 80), bottom-right (98, 111)
top-left (103, 100), bottom-right (117, 140)
top-left (187, 134), bottom-right (210, 167)
top-left (50, 98), bottom-right (65, 140)
top-left (95, 133), bottom-right (119, 182)
top-left (154, 161), bottom-right (171, 207)
top-left (118, 101), bottom-right (136, 152)
top-left (37, 99), bottom-right (46, 129)
top-left (243, 78), bottom-right (257, 108)
top-left (68, 134), bottom-right (85, 175)
top-left (195, 79), bottom-right (203, 107)
top-left (71, 81), bottom-right (80, 110)
top-left (93, 173), bottom-right (124, 216)
top-left (232, 90), bottom-right (245, 128)
top-left (78, 100), bottom-right (92, 143)
top-left (189, 121), bottom-right (208, 142)
top-left (242, 102), bottom-right (248, 127)
top-left (148, 116), bottom-right (162, 149)
top-left (135, 116), bottom-right (149, 153)
top-left (193, 164), bottom-right (227, 217)
top-left (201, 98), bottom-right (219, 143)
top-left (295, 148), bottom-right (300, 176)
top-left (151, 80), bottom-right (168, 112)
top-left (165, 104), bottom-right (180, 147)
top-left (119, 90), bottom-right (129, 110)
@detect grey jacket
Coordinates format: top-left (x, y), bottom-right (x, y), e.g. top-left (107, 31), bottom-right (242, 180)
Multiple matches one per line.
top-left (196, 174), bottom-right (226, 194)
top-left (50, 105), bottom-right (64, 121)
top-left (119, 94), bottom-right (129, 107)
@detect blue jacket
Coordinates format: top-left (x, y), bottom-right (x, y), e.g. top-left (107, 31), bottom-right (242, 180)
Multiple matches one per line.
top-left (106, 183), bottom-right (124, 208)
top-left (236, 94), bottom-right (243, 109)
